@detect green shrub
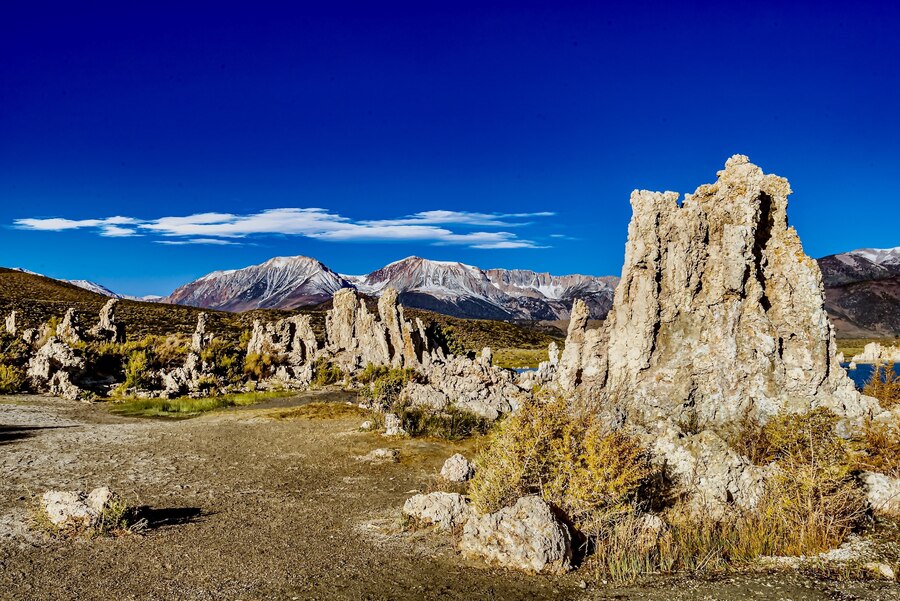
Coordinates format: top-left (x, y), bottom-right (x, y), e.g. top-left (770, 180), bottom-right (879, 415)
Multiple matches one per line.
top-left (0, 364), bottom-right (26, 394)
top-left (312, 358), bottom-right (344, 387)
top-left (0, 332), bottom-right (31, 367)
top-left (244, 352), bottom-right (279, 380)
top-left (394, 405), bottom-right (491, 440)
top-left (123, 350), bottom-right (152, 390)
top-left (199, 339), bottom-right (245, 385)
top-left (365, 366), bottom-right (419, 405)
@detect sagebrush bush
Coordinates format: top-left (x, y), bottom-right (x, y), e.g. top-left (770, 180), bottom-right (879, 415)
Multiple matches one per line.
top-left (855, 419), bottom-right (900, 478)
top-left (0, 364), bottom-right (26, 394)
top-left (468, 395), bottom-right (654, 532)
top-left (740, 408), bottom-right (865, 556)
top-left (244, 352), bottom-right (279, 380)
top-left (0, 332), bottom-right (31, 367)
top-left (359, 365), bottom-right (419, 406)
top-left (312, 358), bottom-right (344, 387)
top-left (394, 405), bottom-right (491, 440)
top-left (864, 362), bottom-right (900, 409)
top-left (199, 339), bottom-right (245, 386)
top-left (123, 350), bottom-right (152, 390)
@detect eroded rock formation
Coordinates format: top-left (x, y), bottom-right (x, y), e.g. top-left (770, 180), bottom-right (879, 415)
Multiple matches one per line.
top-left (559, 155), bottom-right (876, 429)
top-left (852, 342), bottom-right (900, 365)
top-left (460, 496), bottom-right (572, 574)
top-left (4, 311), bottom-right (16, 335)
top-left (57, 308), bottom-right (84, 345)
top-left (89, 299), bottom-right (125, 343)
top-left (26, 337), bottom-right (86, 400)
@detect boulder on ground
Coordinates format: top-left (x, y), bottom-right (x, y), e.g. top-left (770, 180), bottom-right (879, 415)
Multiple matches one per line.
top-left (440, 453), bottom-right (475, 483)
top-left (40, 486), bottom-right (121, 530)
top-left (860, 471), bottom-right (900, 517)
top-left (460, 496), bottom-right (572, 574)
top-left (358, 448), bottom-right (399, 463)
top-left (403, 492), bottom-right (470, 531)
top-left (383, 413), bottom-right (407, 437)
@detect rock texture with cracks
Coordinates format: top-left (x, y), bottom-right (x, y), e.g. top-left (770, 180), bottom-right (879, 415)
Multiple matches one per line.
top-left (560, 155), bottom-right (877, 429)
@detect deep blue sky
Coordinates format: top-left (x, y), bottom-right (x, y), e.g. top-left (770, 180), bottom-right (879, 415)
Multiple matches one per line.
top-left (2, 1), bottom-right (898, 296)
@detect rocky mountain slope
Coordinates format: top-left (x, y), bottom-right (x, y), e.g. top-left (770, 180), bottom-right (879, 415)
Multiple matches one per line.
top-left (165, 256), bottom-right (351, 312)
top-left (165, 255), bottom-right (617, 320)
top-left (816, 247), bottom-right (900, 337)
top-left (345, 257), bottom-right (618, 320)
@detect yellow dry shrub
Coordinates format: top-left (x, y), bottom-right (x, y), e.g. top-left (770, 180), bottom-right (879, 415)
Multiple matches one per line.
top-left (864, 363), bottom-right (900, 409)
top-left (468, 395), bottom-right (654, 532)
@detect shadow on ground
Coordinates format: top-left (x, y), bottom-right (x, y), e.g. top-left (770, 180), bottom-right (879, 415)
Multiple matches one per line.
top-left (134, 506), bottom-right (205, 529)
top-left (0, 425), bottom-right (74, 445)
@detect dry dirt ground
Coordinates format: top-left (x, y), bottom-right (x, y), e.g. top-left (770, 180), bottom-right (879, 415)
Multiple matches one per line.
top-left (0, 393), bottom-right (898, 601)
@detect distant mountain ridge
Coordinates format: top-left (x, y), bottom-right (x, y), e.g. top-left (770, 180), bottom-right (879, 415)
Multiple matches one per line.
top-left (10, 268), bottom-right (160, 302)
top-left (816, 247), bottom-right (900, 337)
top-left (165, 255), bottom-right (619, 320)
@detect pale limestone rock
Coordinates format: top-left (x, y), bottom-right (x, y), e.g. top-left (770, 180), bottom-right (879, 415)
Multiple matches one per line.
top-left (852, 342), bottom-right (900, 364)
top-left (403, 492), bottom-right (471, 531)
top-left (383, 413), bottom-right (407, 437)
top-left (480, 347), bottom-right (493, 368)
top-left (247, 314), bottom-right (317, 365)
top-left (89, 299), bottom-right (125, 343)
top-left (556, 299), bottom-right (607, 395)
top-left (440, 453), bottom-right (475, 482)
top-left (359, 420), bottom-right (374, 431)
top-left (400, 381), bottom-right (449, 411)
top-left (561, 156), bottom-right (877, 429)
top-left (57, 309), bottom-right (83, 345)
top-left (849, 362), bottom-right (858, 370)
top-left (860, 471), bottom-right (900, 517)
top-left (40, 487), bottom-right (120, 530)
top-left (864, 562), bottom-right (897, 581)
top-left (651, 427), bottom-right (767, 515)
top-left (26, 337), bottom-right (86, 399)
top-left (419, 355), bottom-right (525, 420)
top-left (358, 448), bottom-right (399, 463)
top-left (190, 312), bottom-right (212, 353)
top-left (460, 496), bottom-right (572, 574)
top-left (326, 288), bottom-right (359, 352)
top-left (5, 311), bottom-right (16, 335)
top-left (378, 288), bottom-right (406, 366)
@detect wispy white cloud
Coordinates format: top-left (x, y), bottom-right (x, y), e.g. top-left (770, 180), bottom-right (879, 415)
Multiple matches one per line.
top-left (14, 207), bottom-right (555, 250)
top-left (155, 238), bottom-right (243, 246)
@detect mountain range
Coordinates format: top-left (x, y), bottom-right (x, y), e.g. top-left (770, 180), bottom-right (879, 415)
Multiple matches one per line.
top-left (166, 256), bottom-right (619, 320)
top-left (13, 246), bottom-right (899, 335)
top-left (817, 248), bottom-right (900, 337)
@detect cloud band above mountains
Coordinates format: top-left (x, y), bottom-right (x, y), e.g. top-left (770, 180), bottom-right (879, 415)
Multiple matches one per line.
top-left (13, 208), bottom-right (554, 250)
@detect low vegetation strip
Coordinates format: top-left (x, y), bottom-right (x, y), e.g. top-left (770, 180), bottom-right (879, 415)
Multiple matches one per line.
top-left (108, 391), bottom-right (294, 418)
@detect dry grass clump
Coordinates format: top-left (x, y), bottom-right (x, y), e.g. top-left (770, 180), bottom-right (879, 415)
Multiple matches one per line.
top-left (738, 409), bottom-right (866, 556)
top-left (274, 401), bottom-right (366, 421)
top-left (468, 395), bottom-right (654, 532)
top-left (855, 419), bottom-right (900, 478)
top-left (469, 399), bottom-right (870, 581)
top-left (864, 362), bottom-right (900, 409)
top-left (0, 332), bottom-right (30, 394)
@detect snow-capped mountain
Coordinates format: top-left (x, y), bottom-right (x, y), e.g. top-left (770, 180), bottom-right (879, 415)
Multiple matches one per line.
top-left (849, 247), bottom-right (900, 269)
top-left (818, 248), bottom-right (900, 287)
top-left (66, 279), bottom-right (122, 298)
top-left (166, 255), bottom-right (618, 319)
top-left (346, 257), bottom-right (617, 320)
top-left (164, 256), bottom-right (352, 311)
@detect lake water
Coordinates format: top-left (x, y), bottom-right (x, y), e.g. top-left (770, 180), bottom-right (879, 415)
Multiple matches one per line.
top-left (842, 363), bottom-right (876, 391)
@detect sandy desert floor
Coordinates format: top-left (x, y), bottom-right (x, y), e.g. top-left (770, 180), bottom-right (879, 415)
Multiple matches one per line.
top-left (0, 393), bottom-right (898, 601)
